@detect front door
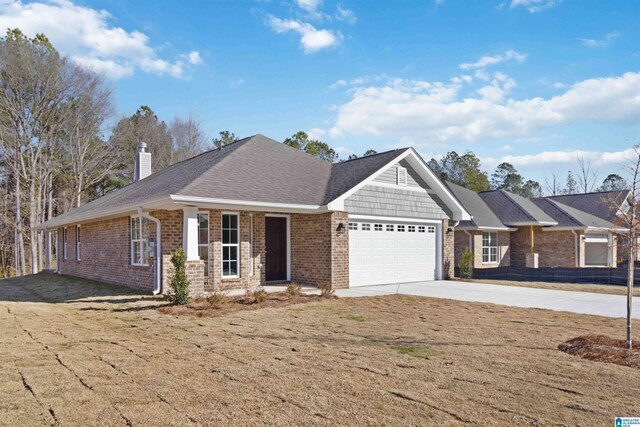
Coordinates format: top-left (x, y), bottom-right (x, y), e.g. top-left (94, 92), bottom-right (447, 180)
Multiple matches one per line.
top-left (265, 216), bottom-right (287, 281)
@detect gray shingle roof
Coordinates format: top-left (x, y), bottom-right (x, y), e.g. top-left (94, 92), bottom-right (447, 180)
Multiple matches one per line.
top-left (546, 190), bottom-right (630, 222)
top-left (531, 198), bottom-right (582, 227)
top-left (41, 134), bottom-right (409, 228)
top-left (478, 189), bottom-right (557, 226)
top-left (550, 200), bottom-right (618, 229)
top-left (445, 182), bottom-right (508, 230)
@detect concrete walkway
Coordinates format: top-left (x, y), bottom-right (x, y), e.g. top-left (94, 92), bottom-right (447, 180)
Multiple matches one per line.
top-left (336, 280), bottom-right (640, 319)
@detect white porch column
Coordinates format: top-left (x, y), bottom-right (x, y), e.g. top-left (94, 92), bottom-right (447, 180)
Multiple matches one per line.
top-left (183, 207), bottom-right (200, 261)
top-left (44, 229), bottom-right (51, 270)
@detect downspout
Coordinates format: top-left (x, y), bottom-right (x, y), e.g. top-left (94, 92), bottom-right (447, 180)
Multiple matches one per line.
top-left (571, 230), bottom-right (579, 267)
top-left (138, 208), bottom-right (161, 295)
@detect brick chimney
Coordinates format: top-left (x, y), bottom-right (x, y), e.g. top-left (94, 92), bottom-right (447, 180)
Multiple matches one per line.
top-left (134, 141), bottom-right (151, 181)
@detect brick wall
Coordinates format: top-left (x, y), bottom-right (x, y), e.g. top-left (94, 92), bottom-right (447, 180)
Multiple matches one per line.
top-left (57, 217), bottom-right (154, 291)
top-left (330, 211), bottom-right (349, 289)
top-left (454, 230), bottom-right (511, 269)
top-left (511, 226), bottom-right (577, 268)
top-left (442, 220), bottom-right (455, 279)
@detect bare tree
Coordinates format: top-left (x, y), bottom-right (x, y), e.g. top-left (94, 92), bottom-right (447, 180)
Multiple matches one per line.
top-left (544, 171), bottom-right (562, 196)
top-left (607, 144), bottom-right (640, 350)
top-left (170, 114), bottom-right (207, 163)
top-left (577, 155), bottom-right (598, 193)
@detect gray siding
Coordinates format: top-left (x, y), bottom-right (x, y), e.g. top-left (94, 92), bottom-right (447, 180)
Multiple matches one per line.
top-left (345, 185), bottom-right (448, 219)
top-left (374, 159), bottom-right (431, 189)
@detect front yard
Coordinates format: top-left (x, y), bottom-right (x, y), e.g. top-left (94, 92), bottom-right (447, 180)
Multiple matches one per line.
top-left (1, 274), bottom-right (639, 426)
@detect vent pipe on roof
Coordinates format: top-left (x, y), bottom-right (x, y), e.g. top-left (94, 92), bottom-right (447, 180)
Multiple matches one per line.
top-left (134, 142), bottom-right (152, 181)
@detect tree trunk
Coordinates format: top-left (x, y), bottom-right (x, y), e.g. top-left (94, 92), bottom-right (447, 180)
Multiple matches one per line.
top-left (628, 231), bottom-right (634, 350)
top-left (29, 177), bottom-right (38, 274)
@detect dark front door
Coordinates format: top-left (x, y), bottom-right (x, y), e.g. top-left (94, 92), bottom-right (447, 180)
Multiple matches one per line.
top-left (265, 216), bottom-right (287, 281)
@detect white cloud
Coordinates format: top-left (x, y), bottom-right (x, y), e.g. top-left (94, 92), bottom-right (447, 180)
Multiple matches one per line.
top-left (335, 4), bottom-right (357, 24)
top-left (459, 50), bottom-right (526, 70)
top-left (500, 144), bottom-right (512, 152)
top-left (307, 127), bottom-right (326, 140)
top-left (229, 78), bottom-right (245, 88)
top-left (296, 0), bottom-right (322, 13)
top-left (328, 71), bottom-right (640, 144)
top-left (510, 0), bottom-right (560, 13)
top-left (580, 32), bottom-right (620, 48)
top-left (267, 15), bottom-right (341, 52)
top-left (492, 148), bottom-right (637, 168)
top-left (0, 0), bottom-right (202, 79)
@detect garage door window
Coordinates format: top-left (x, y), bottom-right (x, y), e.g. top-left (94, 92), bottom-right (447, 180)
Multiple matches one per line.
top-left (374, 224), bottom-right (383, 231)
top-left (408, 225), bottom-right (416, 232)
top-left (397, 225), bottom-right (405, 232)
top-left (386, 224), bottom-right (394, 232)
top-left (362, 223), bottom-right (371, 231)
top-left (428, 226), bottom-right (435, 233)
top-left (349, 222), bottom-right (358, 230)
top-left (418, 226), bottom-right (426, 233)
top-left (482, 232), bottom-right (498, 263)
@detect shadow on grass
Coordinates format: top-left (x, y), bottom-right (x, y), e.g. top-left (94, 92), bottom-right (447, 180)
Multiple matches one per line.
top-left (0, 272), bottom-right (153, 304)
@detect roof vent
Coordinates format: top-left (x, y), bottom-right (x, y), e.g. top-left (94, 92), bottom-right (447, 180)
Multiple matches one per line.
top-left (134, 141), bottom-right (152, 181)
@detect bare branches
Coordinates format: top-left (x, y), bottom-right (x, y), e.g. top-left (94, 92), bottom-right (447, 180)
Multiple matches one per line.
top-left (577, 155), bottom-right (598, 193)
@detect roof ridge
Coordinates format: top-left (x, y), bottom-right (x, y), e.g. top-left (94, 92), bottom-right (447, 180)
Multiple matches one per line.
top-left (500, 189), bottom-right (537, 222)
top-left (336, 148), bottom-right (407, 165)
top-left (547, 189), bottom-right (629, 198)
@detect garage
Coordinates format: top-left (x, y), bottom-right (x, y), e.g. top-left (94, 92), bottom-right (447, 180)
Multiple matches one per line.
top-left (349, 219), bottom-right (439, 287)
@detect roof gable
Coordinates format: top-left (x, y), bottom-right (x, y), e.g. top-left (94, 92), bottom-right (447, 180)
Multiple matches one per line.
top-left (445, 182), bottom-right (508, 230)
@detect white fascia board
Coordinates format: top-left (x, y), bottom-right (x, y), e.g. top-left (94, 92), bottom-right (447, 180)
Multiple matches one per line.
top-left (170, 195), bottom-right (327, 214)
top-left (508, 221), bottom-right (559, 227)
top-left (33, 196), bottom-right (173, 231)
top-left (348, 214), bottom-right (443, 224)
top-left (541, 226), bottom-right (587, 232)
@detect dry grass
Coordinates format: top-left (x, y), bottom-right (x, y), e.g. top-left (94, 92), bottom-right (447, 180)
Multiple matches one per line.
top-left (461, 278), bottom-right (640, 296)
top-left (559, 335), bottom-right (640, 369)
top-left (1, 272), bottom-right (639, 426)
top-left (159, 290), bottom-right (331, 318)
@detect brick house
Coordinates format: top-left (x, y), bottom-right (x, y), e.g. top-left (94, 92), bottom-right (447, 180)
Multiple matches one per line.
top-left (448, 182), bottom-right (629, 270)
top-left (37, 135), bottom-right (470, 294)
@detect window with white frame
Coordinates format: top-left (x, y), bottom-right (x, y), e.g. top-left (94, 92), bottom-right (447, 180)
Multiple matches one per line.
top-left (386, 224), bottom-right (394, 232)
top-left (427, 226), bottom-right (436, 233)
top-left (349, 222), bottom-right (358, 230)
top-left (374, 224), bottom-right (383, 231)
top-left (131, 216), bottom-right (149, 266)
top-left (197, 212), bottom-right (209, 277)
top-left (76, 225), bottom-right (81, 260)
top-left (482, 232), bottom-right (498, 263)
top-left (397, 225), bottom-right (405, 232)
top-left (397, 165), bottom-right (408, 186)
top-left (418, 226), bottom-right (426, 233)
top-left (361, 223), bottom-right (371, 231)
top-left (249, 214), bottom-right (254, 276)
top-left (222, 213), bottom-right (239, 278)
top-left (408, 225), bottom-right (416, 232)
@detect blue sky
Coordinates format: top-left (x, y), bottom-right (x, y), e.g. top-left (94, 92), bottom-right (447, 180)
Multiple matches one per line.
top-left (1, 0), bottom-right (639, 189)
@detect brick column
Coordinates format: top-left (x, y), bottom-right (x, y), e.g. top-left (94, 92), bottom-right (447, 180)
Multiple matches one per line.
top-left (442, 219), bottom-right (455, 279)
top-left (330, 211), bottom-right (349, 289)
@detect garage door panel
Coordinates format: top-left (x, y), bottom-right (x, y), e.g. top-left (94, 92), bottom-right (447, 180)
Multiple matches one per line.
top-left (349, 219), bottom-right (438, 287)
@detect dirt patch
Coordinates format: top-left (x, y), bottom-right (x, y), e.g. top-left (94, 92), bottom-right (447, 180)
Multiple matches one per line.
top-left (458, 278), bottom-right (640, 296)
top-left (159, 291), bottom-right (334, 317)
top-left (559, 335), bottom-right (640, 369)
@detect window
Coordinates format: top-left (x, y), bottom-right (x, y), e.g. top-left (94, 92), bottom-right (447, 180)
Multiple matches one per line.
top-left (349, 222), bottom-right (358, 230)
top-left (408, 225), bottom-right (416, 232)
top-left (418, 226), bottom-right (426, 233)
top-left (427, 226), bottom-right (436, 233)
top-left (76, 225), bottom-right (81, 260)
top-left (374, 224), bottom-right (383, 231)
top-left (361, 223), bottom-right (371, 231)
top-left (222, 213), bottom-right (239, 278)
top-left (63, 228), bottom-right (68, 260)
top-left (397, 166), bottom-right (408, 186)
top-left (397, 225), bottom-right (405, 232)
top-left (197, 213), bottom-right (209, 277)
top-left (482, 232), bottom-right (498, 263)
top-left (386, 224), bottom-right (394, 232)
top-left (131, 216), bottom-right (149, 266)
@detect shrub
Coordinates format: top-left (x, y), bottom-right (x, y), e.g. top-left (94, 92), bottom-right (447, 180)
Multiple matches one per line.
top-left (207, 292), bottom-right (228, 307)
top-left (168, 248), bottom-right (190, 305)
top-left (253, 288), bottom-right (267, 303)
top-left (318, 283), bottom-right (334, 298)
top-left (458, 247), bottom-right (474, 279)
top-left (286, 283), bottom-right (302, 297)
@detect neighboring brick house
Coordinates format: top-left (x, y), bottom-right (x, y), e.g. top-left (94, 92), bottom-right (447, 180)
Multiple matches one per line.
top-left (448, 181), bottom-right (628, 271)
top-left (37, 135), bottom-right (470, 294)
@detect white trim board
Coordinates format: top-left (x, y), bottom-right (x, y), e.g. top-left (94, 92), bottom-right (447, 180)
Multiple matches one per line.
top-left (348, 214), bottom-right (443, 224)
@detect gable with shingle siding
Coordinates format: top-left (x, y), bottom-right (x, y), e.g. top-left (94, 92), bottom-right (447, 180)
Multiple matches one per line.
top-left (373, 159), bottom-right (431, 189)
top-left (344, 185), bottom-right (448, 219)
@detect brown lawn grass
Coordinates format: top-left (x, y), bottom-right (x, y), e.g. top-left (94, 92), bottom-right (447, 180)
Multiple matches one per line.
top-left (460, 277), bottom-right (640, 296)
top-left (1, 273), bottom-right (639, 426)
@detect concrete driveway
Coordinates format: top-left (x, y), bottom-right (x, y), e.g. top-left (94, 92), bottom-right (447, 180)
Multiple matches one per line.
top-left (336, 280), bottom-right (640, 319)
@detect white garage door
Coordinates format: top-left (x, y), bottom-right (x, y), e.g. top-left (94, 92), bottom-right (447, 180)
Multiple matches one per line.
top-left (349, 219), bottom-right (438, 287)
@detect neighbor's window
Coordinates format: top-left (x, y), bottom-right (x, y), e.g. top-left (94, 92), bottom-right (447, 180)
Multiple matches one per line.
top-left (131, 216), bottom-right (149, 266)
top-left (76, 225), bottom-right (81, 260)
top-left (222, 213), bottom-right (239, 278)
top-left (482, 232), bottom-right (498, 263)
top-left (63, 227), bottom-right (68, 260)
top-left (198, 212), bottom-right (209, 277)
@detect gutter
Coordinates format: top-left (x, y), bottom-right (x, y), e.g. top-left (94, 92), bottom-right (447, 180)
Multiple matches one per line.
top-left (137, 208), bottom-right (161, 295)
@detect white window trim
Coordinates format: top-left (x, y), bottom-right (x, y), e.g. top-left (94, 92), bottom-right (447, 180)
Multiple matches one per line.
top-left (265, 213), bottom-right (291, 281)
top-left (482, 232), bottom-right (498, 264)
top-left (130, 215), bottom-right (149, 267)
top-left (197, 211), bottom-right (210, 277)
top-left (63, 227), bottom-right (68, 260)
top-left (222, 212), bottom-right (240, 279)
top-left (397, 165), bottom-right (408, 186)
top-left (249, 213), bottom-right (254, 277)
top-left (75, 225), bottom-right (81, 261)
